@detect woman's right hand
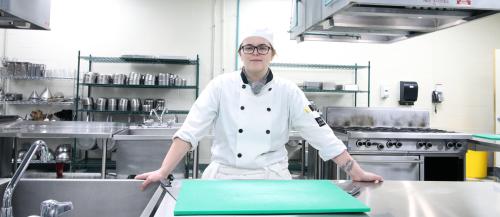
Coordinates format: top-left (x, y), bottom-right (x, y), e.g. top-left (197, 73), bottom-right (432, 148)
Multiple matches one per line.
top-left (135, 169), bottom-right (166, 191)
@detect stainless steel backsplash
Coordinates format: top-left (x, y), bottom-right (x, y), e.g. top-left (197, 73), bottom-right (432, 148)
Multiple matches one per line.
top-left (325, 107), bottom-right (429, 128)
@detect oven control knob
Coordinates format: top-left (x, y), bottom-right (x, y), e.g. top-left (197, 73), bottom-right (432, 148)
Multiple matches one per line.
top-left (395, 142), bottom-right (402, 148)
top-left (377, 144), bottom-right (385, 150)
top-left (386, 141), bottom-right (394, 148)
top-left (446, 142), bottom-right (455, 149)
top-left (455, 143), bottom-right (463, 149)
top-left (425, 142), bottom-right (433, 149)
top-left (365, 141), bottom-right (372, 147)
top-left (417, 142), bottom-right (425, 148)
top-left (356, 140), bottom-right (363, 147)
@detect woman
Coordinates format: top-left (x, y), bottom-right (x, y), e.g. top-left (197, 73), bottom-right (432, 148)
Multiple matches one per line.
top-left (136, 29), bottom-right (383, 189)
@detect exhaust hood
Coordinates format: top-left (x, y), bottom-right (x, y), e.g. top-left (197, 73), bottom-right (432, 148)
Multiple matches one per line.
top-left (0, 0), bottom-right (51, 30)
top-left (290, 0), bottom-right (500, 43)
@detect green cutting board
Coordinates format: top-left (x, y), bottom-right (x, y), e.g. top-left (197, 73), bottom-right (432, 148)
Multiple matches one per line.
top-left (473, 134), bottom-right (500, 140)
top-left (173, 180), bottom-right (370, 215)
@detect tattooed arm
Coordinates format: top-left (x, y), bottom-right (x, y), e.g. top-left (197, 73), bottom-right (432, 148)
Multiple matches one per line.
top-left (333, 150), bottom-right (383, 182)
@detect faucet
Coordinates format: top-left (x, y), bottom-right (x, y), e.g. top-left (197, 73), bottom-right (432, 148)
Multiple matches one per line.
top-left (166, 114), bottom-right (178, 128)
top-left (39, 199), bottom-right (73, 217)
top-left (1, 140), bottom-right (50, 217)
top-left (149, 106), bottom-right (168, 126)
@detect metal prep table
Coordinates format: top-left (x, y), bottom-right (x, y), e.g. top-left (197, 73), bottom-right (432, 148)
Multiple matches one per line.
top-left (149, 180), bottom-right (500, 217)
top-left (0, 121), bottom-right (127, 178)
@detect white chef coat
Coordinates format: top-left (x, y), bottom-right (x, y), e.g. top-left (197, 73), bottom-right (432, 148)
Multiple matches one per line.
top-left (173, 70), bottom-right (346, 170)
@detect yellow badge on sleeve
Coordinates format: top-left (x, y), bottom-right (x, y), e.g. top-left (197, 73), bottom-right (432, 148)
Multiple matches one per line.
top-left (304, 106), bottom-right (312, 113)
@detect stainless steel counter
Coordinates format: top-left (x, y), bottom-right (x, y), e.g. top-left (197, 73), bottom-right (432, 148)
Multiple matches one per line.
top-left (0, 121), bottom-right (128, 179)
top-left (0, 121), bottom-right (127, 138)
top-left (151, 180), bottom-right (500, 217)
top-left (469, 138), bottom-right (500, 152)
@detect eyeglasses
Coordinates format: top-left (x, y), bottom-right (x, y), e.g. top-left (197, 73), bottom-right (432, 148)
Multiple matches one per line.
top-left (240, 44), bottom-right (272, 55)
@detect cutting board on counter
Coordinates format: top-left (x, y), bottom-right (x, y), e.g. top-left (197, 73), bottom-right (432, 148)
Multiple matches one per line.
top-left (473, 134), bottom-right (500, 140)
top-left (173, 179), bottom-right (370, 215)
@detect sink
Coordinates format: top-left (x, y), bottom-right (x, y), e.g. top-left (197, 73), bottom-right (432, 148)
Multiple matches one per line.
top-left (0, 179), bottom-right (160, 217)
top-left (22, 172), bottom-right (103, 179)
top-left (112, 127), bottom-right (187, 176)
top-left (113, 127), bottom-right (180, 140)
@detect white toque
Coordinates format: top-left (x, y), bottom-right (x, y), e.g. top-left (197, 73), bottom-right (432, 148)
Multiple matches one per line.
top-left (240, 28), bottom-right (274, 46)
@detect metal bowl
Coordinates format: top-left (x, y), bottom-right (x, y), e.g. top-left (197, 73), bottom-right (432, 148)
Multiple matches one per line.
top-left (56, 152), bottom-right (70, 162)
top-left (56, 144), bottom-right (70, 154)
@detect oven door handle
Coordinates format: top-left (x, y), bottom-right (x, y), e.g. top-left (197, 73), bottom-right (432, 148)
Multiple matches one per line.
top-left (355, 160), bottom-right (423, 164)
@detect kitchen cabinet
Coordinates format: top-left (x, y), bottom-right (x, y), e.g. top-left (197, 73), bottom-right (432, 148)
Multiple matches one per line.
top-left (74, 52), bottom-right (199, 122)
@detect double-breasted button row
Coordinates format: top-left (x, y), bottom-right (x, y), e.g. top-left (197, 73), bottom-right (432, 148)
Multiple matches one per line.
top-left (239, 106), bottom-right (271, 112)
top-left (242, 84), bottom-right (272, 91)
top-left (237, 129), bottom-right (270, 134)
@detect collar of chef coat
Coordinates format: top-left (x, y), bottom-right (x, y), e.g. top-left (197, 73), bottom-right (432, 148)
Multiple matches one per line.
top-left (240, 68), bottom-right (274, 85)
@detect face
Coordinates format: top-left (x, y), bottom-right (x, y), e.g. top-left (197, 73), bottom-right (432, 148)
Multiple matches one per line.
top-left (239, 36), bottom-right (274, 75)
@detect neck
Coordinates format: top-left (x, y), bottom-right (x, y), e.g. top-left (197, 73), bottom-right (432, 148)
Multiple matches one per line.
top-left (244, 67), bottom-right (268, 82)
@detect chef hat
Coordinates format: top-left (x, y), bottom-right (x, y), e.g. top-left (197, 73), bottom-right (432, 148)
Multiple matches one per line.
top-left (240, 28), bottom-right (274, 47)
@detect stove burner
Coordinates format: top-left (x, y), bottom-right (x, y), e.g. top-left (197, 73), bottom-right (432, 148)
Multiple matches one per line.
top-left (330, 126), bottom-right (452, 134)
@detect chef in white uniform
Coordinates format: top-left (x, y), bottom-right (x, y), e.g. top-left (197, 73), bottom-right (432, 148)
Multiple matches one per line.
top-left (136, 29), bottom-right (383, 189)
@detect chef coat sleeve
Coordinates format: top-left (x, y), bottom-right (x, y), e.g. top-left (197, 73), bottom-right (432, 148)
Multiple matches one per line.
top-left (289, 85), bottom-right (346, 161)
top-left (173, 78), bottom-right (220, 151)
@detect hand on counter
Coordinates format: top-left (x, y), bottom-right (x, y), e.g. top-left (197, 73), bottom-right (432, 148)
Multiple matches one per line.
top-left (135, 169), bottom-right (167, 191)
top-left (351, 170), bottom-right (383, 183)
top-left (333, 150), bottom-right (384, 183)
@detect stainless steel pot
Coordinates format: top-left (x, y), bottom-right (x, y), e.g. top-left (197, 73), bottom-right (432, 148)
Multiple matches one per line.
top-left (142, 104), bottom-right (152, 112)
top-left (144, 74), bottom-right (156, 85)
top-left (96, 74), bottom-right (110, 84)
top-left (83, 72), bottom-right (98, 84)
top-left (128, 72), bottom-right (141, 85)
top-left (81, 97), bottom-right (94, 110)
top-left (155, 99), bottom-right (166, 110)
top-left (118, 98), bottom-right (129, 111)
top-left (96, 97), bottom-right (107, 111)
top-left (158, 73), bottom-right (169, 86)
top-left (112, 74), bottom-right (126, 85)
top-left (143, 99), bottom-right (154, 108)
top-left (130, 98), bottom-right (141, 112)
top-left (107, 98), bottom-right (117, 111)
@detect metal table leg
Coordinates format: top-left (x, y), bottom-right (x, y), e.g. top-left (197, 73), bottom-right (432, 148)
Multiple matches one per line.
top-left (12, 138), bottom-right (17, 173)
top-left (301, 140), bottom-right (306, 178)
top-left (193, 145), bottom-right (199, 178)
top-left (101, 138), bottom-right (107, 179)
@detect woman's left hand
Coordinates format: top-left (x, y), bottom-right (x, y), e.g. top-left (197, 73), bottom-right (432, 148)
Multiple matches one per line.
top-left (351, 171), bottom-right (384, 183)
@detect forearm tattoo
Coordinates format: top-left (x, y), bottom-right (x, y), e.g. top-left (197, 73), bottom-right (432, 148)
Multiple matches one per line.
top-left (340, 159), bottom-right (355, 173)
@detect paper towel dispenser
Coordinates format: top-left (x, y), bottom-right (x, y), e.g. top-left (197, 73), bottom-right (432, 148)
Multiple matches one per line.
top-left (399, 81), bottom-right (418, 106)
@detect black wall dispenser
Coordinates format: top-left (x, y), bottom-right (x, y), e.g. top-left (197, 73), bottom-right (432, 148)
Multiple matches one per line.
top-left (399, 81), bottom-right (418, 105)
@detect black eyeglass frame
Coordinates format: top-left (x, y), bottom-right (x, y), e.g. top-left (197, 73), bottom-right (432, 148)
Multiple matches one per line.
top-left (239, 44), bottom-right (273, 55)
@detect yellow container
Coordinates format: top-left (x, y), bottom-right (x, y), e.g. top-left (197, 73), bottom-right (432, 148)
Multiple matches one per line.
top-left (466, 150), bottom-right (488, 179)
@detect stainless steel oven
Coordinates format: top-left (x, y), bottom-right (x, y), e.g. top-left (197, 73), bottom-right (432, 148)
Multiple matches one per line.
top-left (347, 155), bottom-right (421, 180)
top-left (314, 107), bottom-right (471, 181)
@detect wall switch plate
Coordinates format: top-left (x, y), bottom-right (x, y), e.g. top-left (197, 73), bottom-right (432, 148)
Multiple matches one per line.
top-left (380, 85), bottom-right (390, 99)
